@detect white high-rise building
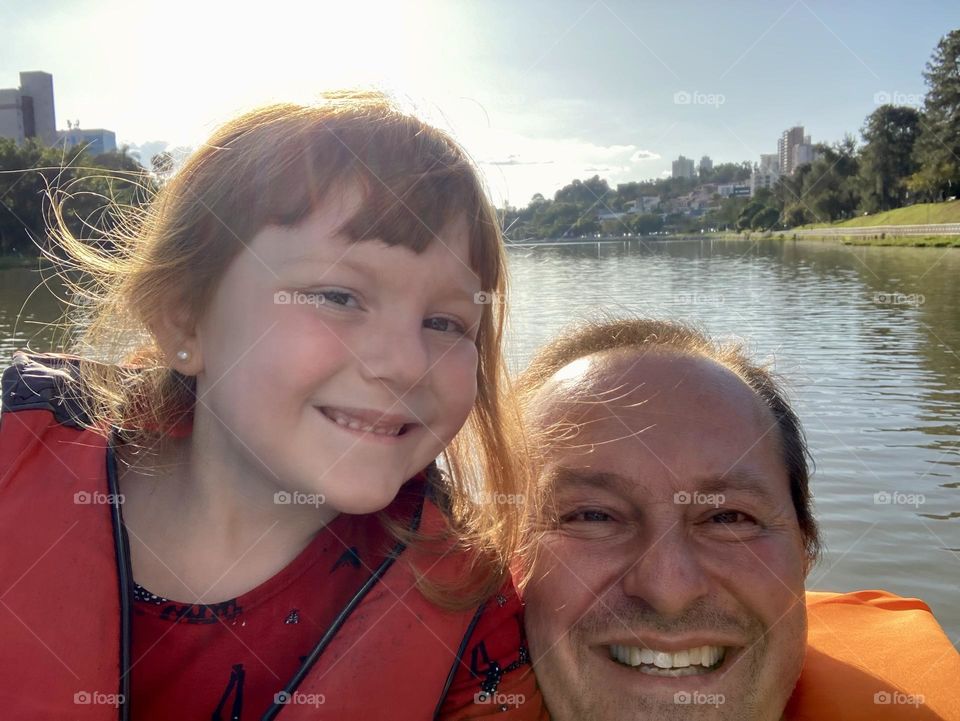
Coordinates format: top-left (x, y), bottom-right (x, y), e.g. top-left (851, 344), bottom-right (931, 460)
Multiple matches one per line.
top-left (751, 153), bottom-right (781, 195)
top-left (672, 155), bottom-right (695, 179)
top-left (0, 71), bottom-right (57, 146)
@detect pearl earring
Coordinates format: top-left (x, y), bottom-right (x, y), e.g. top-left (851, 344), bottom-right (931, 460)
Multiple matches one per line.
top-left (176, 350), bottom-right (190, 362)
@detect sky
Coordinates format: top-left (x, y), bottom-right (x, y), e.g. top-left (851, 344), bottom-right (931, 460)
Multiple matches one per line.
top-left (1, 0), bottom-right (958, 207)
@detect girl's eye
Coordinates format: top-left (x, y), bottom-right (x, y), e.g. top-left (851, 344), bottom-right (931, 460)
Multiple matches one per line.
top-left (318, 290), bottom-right (358, 307)
top-left (709, 510), bottom-right (755, 525)
top-left (423, 316), bottom-right (467, 335)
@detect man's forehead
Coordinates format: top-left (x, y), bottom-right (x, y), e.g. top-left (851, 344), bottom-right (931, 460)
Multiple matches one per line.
top-left (529, 349), bottom-right (768, 425)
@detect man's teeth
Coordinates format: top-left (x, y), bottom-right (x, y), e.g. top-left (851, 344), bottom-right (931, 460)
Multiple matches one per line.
top-left (609, 644), bottom-right (726, 673)
top-left (325, 409), bottom-right (404, 436)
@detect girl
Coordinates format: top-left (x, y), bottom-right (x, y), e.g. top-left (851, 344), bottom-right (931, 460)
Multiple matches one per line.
top-left (0, 91), bottom-right (546, 720)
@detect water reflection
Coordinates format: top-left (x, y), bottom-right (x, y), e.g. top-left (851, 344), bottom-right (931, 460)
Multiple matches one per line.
top-left (2, 238), bottom-right (958, 637)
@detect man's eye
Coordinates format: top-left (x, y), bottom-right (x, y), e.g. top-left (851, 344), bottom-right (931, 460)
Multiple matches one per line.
top-left (709, 510), bottom-right (755, 525)
top-left (562, 510), bottom-right (614, 523)
top-left (423, 316), bottom-right (467, 334)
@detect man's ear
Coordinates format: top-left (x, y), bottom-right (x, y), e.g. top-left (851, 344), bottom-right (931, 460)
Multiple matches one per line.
top-left (150, 302), bottom-right (204, 376)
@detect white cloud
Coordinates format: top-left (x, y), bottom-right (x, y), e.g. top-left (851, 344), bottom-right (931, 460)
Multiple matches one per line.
top-left (631, 149), bottom-right (661, 161)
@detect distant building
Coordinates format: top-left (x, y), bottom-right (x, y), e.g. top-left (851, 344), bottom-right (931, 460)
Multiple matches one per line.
top-left (626, 196), bottom-right (661, 214)
top-left (717, 183), bottom-right (751, 198)
top-left (672, 155), bottom-right (695, 179)
top-left (0, 71), bottom-right (57, 145)
top-left (777, 126), bottom-right (819, 176)
top-left (751, 153), bottom-right (781, 195)
top-left (596, 209), bottom-right (630, 224)
top-left (58, 126), bottom-right (117, 156)
top-left (759, 153), bottom-right (779, 175)
top-left (698, 155), bottom-right (713, 176)
top-left (794, 142), bottom-right (817, 168)
top-left (778, 126), bottom-right (805, 176)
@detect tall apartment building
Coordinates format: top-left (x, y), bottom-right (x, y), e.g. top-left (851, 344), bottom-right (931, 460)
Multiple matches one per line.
top-left (777, 126), bottom-right (818, 176)
top-left (759, 153), bottom-right (779, 175)
top-left (751, 152), bottom-right (781, 195)
top-left (0, 71), bottom-right (57, 145)
top-left (778, 126), bottom-right (804, 176)
top-left (699, 155), bottom-right (713, 176)
top-left (672, 155), bottom-right (695, 179)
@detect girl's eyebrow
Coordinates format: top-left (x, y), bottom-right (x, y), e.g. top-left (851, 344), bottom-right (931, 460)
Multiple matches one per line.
top-left (280, 251), bottom-right (482, 298)
top-left (279, 253), bottom-right (370, 275)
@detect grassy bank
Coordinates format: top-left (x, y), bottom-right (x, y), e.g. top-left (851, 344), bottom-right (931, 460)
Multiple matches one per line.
top-left (695, 231), bottom-right (960, 248)
top-left (788, 233), bottom-right (960, 247)
top-left (798, 200), bottom-right (960, 229)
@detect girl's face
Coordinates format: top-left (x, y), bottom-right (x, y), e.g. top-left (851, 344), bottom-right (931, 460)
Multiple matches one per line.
top-left (188, 182), bottom-right (484, 515)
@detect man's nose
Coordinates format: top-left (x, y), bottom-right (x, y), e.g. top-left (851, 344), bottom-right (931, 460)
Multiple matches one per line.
top-left (619, 526), bottom-right (711, 619)
top-left (357, 317), bottom-right (431, 391)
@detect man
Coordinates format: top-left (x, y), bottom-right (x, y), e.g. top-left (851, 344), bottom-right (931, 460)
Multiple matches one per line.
top-left (517, 318), bottom-right (957, 721)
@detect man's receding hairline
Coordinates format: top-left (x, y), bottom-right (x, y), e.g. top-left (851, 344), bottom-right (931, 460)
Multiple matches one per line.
top-left (528, 345), bottom-right (781, 443)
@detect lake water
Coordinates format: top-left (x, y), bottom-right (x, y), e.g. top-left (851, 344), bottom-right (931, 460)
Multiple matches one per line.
top-left (2, 237), bottom-right (958, 639)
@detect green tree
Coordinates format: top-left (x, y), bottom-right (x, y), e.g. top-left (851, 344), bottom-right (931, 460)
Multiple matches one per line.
top-left (801, 136), bottom-right (860, 222)
top-left (630, 213), bottom-right (663, 235)
top-left (0, 138), bottom-right (156, 256)
top-left (909, 29), bottom-right (960, 200)
top-left (782, 204), bottom-right (813, 227)
top-left (859, 105), bottom-right (921, 213)
top-left (554, 175), bottom-right (612, 206)
top-left (750, 206), bottom-right (780, 230)
top-left (737, 200), bottom-right (766, 230)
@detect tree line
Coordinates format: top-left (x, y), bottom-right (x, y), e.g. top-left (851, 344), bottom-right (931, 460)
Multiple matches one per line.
top-left (502, 28), bottom-right (960, 240)
top-left (0, 140), bottom-right (157, 257)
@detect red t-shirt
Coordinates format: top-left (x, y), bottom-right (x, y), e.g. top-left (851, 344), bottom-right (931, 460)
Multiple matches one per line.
top-left (129, 485), bottom-right (536, 720)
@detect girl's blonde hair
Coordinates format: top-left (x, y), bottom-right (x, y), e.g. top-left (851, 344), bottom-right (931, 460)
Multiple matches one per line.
top-left (52, 90), bottom-right (530, 609)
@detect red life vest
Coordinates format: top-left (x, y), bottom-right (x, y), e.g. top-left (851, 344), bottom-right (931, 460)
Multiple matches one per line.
top-left (0, 352), bottom-right (481, 720)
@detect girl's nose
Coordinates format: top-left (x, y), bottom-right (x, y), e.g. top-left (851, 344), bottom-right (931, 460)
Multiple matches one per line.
top-left (358, 319), bottom-right (431, 391)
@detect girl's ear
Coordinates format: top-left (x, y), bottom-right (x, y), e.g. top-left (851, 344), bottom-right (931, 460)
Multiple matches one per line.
top-left (150, 303), bottom-right (204, 377)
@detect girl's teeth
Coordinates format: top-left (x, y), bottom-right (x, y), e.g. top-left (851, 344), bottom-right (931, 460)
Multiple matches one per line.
top-left (326, 409), bottom-right (402, 436)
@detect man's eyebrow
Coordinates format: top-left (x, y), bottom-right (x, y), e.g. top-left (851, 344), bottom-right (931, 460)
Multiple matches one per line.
top-left (695, 472), bottom-right (781, 506)
top-left (546, 466), bottom-right (635, 496)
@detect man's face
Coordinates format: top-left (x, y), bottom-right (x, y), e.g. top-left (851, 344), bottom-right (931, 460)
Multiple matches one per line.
top-left (523, 351), bottom-right (808, 721)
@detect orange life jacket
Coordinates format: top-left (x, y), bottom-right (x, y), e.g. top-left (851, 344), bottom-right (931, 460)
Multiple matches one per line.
top-left (0, 352), bottom-right (480, 720)
top-left (786, 590), bottom-right (960, 720)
